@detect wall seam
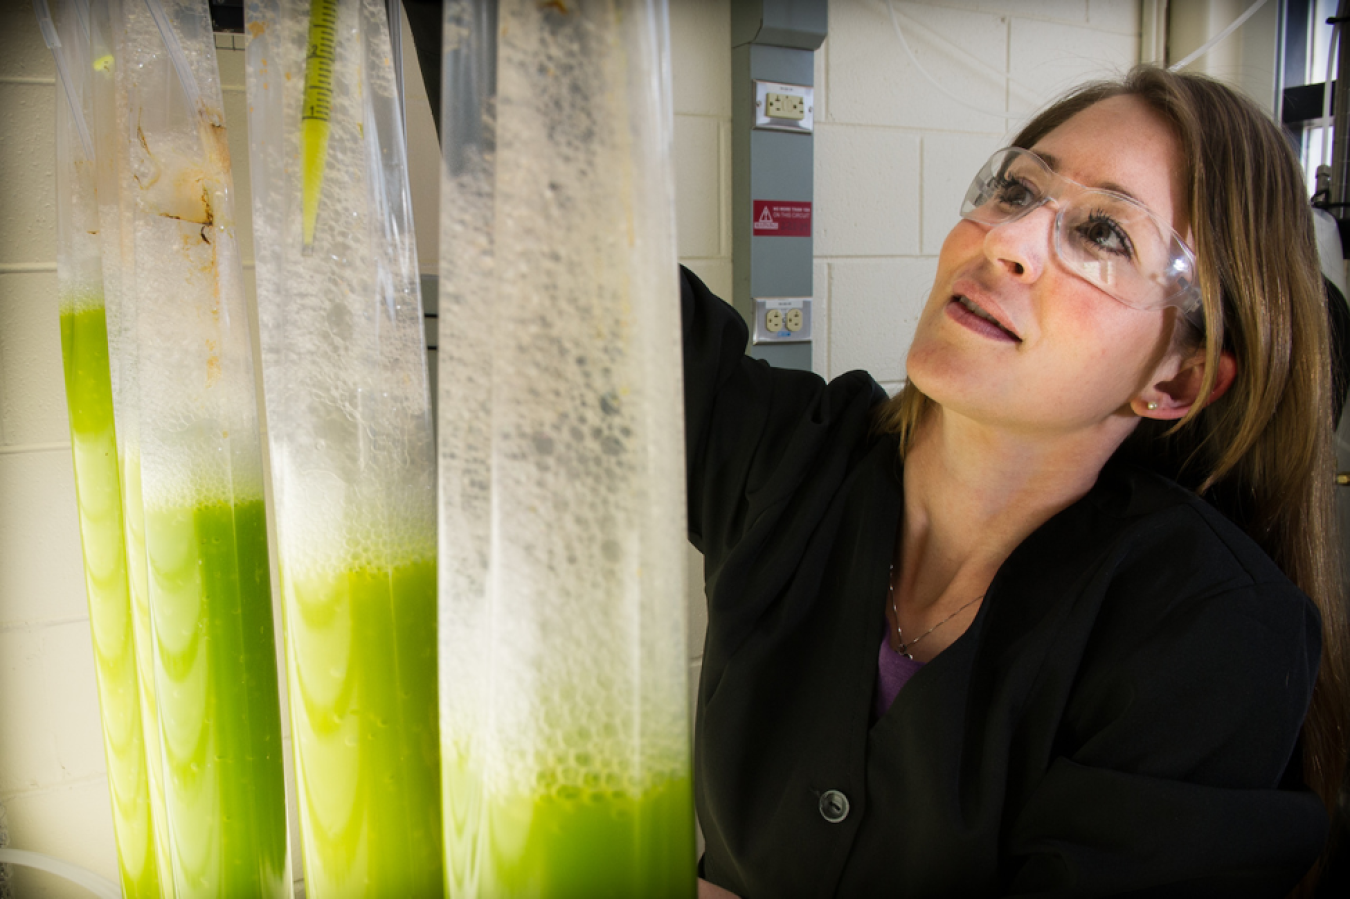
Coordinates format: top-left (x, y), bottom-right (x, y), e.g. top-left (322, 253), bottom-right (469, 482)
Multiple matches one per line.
top-left (0, 771), bottom-right (107, 804)
top-left (0, 443), bottom-right (70, 455)
top-left (0, 617), bottom-right (89, 634)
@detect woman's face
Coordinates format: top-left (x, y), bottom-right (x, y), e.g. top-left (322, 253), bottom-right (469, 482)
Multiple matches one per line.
top-left (905, 94), bottom-right (1192, 439)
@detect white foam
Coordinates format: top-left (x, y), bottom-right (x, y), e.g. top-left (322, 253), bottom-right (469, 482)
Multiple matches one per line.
top-left (438, 0), bottom-right (689, 798)
top-left (245, 0), bottom-right (437, 579)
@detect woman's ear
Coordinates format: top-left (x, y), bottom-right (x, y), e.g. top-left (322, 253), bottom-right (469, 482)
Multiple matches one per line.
top-left (1131, 348), bottom-right (1237, 420)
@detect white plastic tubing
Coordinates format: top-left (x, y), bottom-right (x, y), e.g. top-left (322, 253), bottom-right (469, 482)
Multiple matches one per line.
top-left (0, 849), bottom-right (122, 899)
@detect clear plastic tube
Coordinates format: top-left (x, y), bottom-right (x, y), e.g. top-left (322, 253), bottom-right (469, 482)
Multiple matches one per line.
top-left (1168, 0), bottom-right (1269, 72)
top-left (438, 1), bottom-right (695, 894)
top-left (244, 0), bottom-right (442, 894)
top-left (47, 1), bottom-right (166, 895)
top-left (0, 848), bottom-right (122, 899)
top-left (85, 3), bottom-right (179, 894)
top-left (34, 0), bottom-right (95, 156)
top-left (97, 0), bottom-right (292, 894)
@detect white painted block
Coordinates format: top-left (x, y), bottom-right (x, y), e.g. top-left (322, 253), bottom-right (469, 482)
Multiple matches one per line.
top-left (814, 34), bottom-right (828, 123)
top-left (675, 115), bottom-right (723, 260)
top-left (44, 624), bottom-right (108, 783)
top-left (221, 86), bottom-right (257, 275)
top-left (0, 271), bottom-right (69, 447)
top-left (812, 259), bottom-right (829, 377)
top-left (828, 258), bottom-right (938, 384)
top-left (405, 73), bottom-right (442, 278)
top-left (921, 133), bottom-right (1006, 256)
top-left (688, 659), bottom-right (702, 731)
top-left (0, 778), bottom-right (119, 895)
top-left (948, 0), bottom-right (1088, 23)
top-left (0, 83), bottom-right (57, 267)
top-left (0, 450), bottom-right (87, 627)
top-left (681, 258), bottom-right (733, 302)
top-left (686, 543), bottom-right (707, 662)
top-left (0, 622), bottom-right (107, 795)
top-left (876, 378), bottom-right (906, 398)
top-left (828, 3), bottom-right (1009, 133)
top-left (1087, 0), bottom-right (1140, 34)
top-left (670, 0), bottom-right (731, 117)
top-left (215, 42), bottom-right (246, 90)
top-left (815, 125), bottom-right (921, 257)
top-left (1009, 17), bottom-right (1139, 116)
top-left (0, 1), bottom-right (56, 80)
top-left (718, 119), bottom-right (733, 258)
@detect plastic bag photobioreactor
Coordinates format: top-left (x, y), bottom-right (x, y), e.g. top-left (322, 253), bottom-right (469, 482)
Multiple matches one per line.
top-left (95, 0), bottom-right (292, 893)
top-left (44, 0), bottom-right (170, 892)
top-left (438, 1), bottom-right (696, 895)
top-left (245, 0), bottom-right (444, 894)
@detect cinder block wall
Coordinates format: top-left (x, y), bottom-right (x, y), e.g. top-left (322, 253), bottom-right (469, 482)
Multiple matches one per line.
top-left (812, 0), bottom-right (1139, 392)
top-left (0, 1), bottom-right (1138, 894)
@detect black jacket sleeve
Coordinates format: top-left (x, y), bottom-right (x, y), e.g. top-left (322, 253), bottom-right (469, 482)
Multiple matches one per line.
top-left (1000, 506), bottom-right (1327, 897)
top-left (680, 265), bottom-right (888, 660)
top-left (680, 265), bottom-right (886, 554)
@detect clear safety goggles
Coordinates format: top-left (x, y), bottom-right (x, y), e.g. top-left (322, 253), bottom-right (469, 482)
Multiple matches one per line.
top-left (960, 147), bottom-right (1201, 314)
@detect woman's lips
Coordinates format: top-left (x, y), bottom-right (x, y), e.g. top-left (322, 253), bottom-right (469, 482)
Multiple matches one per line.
top-left (946, 294), bottom-right (1021, 342)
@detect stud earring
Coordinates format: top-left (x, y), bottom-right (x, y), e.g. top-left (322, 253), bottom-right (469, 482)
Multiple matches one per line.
top-left (1145, 401), bottom-right (1159, 411)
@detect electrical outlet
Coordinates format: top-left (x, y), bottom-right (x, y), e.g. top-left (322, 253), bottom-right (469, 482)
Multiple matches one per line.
top-left (753, 80), bottom-right (814, 133)
top-left (766, 92), bottom-right (805, 121)
top-left (752, 297), bottom-right (812, 344)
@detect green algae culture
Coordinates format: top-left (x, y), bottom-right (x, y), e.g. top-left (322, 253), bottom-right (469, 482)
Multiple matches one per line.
top-left (119, 448), bottom-right (178, 896)
top-left (93, 0), bottom-right (292, 894)
top-left (444, 759), bottom-right (695, 897)
top-left (245, 1), bottom-right (443, 893)
top-left (60, 301), bottom-right (166, 898)
top-left (437, 2), bottom-right (695, 895)
top-left (282, 557), bottom-right (441, 896)
top-left (146, 498), bottom-right (289, 897)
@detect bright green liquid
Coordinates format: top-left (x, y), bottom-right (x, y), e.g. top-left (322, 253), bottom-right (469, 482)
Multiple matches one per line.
top-left (60, 305), bottom-right (165, 898)
top-left (121, 451), bottom-right (178, 897)
top-left (284, 558), bottom-right (443, 897)
top-left (147, 498), bottom-right (290, 897)
top-left (445, 763), bottom-right (696, 897)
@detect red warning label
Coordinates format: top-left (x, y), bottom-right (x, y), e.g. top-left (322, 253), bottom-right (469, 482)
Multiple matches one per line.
top-left (752, 200), bottom-right (812, 237)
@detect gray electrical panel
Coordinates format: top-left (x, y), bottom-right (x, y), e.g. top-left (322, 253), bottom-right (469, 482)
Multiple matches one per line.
top-left (732, 0), bottom-right (827, 371)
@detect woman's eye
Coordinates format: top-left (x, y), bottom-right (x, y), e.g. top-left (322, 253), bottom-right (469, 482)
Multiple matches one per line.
top-left (1077, 212), bottom-right (1135, 258)
top-left (991, 175), bottom-right (1036, 209)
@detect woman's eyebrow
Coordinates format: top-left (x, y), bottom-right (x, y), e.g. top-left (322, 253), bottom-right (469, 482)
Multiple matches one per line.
top-left (1032, 149), bottom-right (1142, 202)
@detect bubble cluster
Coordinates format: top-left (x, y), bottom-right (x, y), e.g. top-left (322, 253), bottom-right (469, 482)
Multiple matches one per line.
top-left (438, 0), bottom-right (689, 801)
top-left (108, 0), bottom-right (266, 513)
top-left (245, 0), bottom-right (436, 575)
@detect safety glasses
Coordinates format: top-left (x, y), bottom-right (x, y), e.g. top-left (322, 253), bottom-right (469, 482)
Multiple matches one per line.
top-left (960, 147), bottom-right (1201, 314)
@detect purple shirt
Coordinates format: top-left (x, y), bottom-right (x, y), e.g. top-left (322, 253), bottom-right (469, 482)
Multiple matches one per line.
top-left (875, 628), bottom-right (924, 720)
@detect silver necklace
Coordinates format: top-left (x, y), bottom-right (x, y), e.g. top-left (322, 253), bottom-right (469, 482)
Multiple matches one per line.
top-left (888, 564), bottom-right (983, 660)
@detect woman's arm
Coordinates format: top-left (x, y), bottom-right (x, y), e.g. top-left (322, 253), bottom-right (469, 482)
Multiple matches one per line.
top-left (1002, 577), bottom-right (1326, 897)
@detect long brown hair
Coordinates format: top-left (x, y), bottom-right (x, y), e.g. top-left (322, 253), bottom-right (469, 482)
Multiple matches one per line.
top-left (875, 65), bottom-right (1349, 881)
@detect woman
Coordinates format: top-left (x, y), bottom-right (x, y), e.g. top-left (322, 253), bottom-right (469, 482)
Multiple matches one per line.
top-left (685, 66), bottom-right (1349, 897)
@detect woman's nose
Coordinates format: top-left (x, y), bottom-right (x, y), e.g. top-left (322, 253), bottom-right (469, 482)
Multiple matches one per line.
top-left (982, 204), bottom-right (1054, 282)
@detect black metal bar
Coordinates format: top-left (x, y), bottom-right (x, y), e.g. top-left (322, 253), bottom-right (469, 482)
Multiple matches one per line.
top-left (1331, 0), bottom-right (1350, 222)
top-left (1284, 81), bottom-right (1334, 124)
top-left (208, 0), bottom-right (243, 33)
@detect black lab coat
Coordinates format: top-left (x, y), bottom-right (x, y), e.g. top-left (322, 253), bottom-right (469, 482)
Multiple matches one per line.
top-left (680, 267), bottom-right (1327, 897)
